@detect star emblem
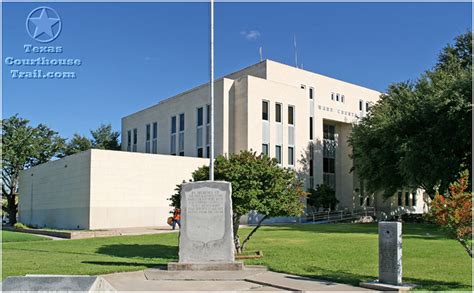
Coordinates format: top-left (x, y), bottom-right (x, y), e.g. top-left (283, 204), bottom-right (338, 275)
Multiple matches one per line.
top-left (26, 7), bottom-right (62, 43)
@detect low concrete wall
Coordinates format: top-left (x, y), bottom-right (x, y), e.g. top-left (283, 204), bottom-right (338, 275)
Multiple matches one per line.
top-left (88, 150), bottom-right (207, 229)
top-left (18, 149), bottom-right (208, 230)
top-left (19, 151), bottom-right (92, 229)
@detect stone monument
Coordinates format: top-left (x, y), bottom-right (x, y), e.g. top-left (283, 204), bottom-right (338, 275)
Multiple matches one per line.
top-left (168, 181), bottom-right (243, 271)
top-left (360, 221), bottom-right (415, 290)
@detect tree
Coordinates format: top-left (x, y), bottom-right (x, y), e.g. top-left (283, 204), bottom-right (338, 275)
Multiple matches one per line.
top-left (61, 134), bottom-right (92, 156)
top-left (59, 124), bottom-right (120, 158)
top-left (307, 184), bottom-right (338, 210)
top-left (90, 124), bottom-right (120, 150)
top-left (1, 115), bottom-right (65, 225)
top-left (169, 150), bottom-right (306, 253)
top-left (427, 170), bottom-right (473, 257)
top-left (349, 32), bottom-right (472, 198)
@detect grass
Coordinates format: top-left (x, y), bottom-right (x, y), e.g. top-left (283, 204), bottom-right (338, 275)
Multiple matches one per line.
top-left (2, 230), bottom-right (52, 243)
top-left (2, 224), bottom-right (472, 291)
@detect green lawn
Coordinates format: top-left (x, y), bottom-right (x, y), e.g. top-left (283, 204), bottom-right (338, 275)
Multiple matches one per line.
top-left (2, 224), bottom-right (472, 291)
top-left (2, 230), bottom-right (52, 243)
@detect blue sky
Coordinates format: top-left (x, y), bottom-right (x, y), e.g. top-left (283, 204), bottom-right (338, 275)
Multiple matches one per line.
top-left (3, 2), bottom-right (471, 140)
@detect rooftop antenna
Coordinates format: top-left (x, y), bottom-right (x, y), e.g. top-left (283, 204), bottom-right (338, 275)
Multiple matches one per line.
top-left (294, 34), bottom-right (298, 68)
top-left (209, 0), bottom-right (215, 181)
top-left (259, 46), bottom-right (263, 62)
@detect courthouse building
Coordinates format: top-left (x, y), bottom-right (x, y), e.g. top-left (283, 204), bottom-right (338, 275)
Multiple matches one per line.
top-left (19, 60), bottom-right (427, 230)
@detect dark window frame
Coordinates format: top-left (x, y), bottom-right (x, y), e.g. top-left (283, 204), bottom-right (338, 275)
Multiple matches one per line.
top-left (262, 101), bottom-right (269, 121)
top-left (275, 103), bottom-right (282, 123)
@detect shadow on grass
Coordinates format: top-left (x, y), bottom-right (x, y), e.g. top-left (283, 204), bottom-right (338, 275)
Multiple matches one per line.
top-left (96, 244), bottom-right (178, 260)
top-left (294, 265), bottom-right (469, 291)
top-left (257, 223), bottom-right (446, 239)
top-left (82, 261), bottom-right (166, 269)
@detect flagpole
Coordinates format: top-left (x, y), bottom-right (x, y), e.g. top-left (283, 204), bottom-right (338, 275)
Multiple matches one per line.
top-left (209, 0), bottom-right (215, 181)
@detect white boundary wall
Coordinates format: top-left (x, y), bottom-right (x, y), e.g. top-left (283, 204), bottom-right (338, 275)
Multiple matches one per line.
top-left (19, 149), bottom-right (208, 230)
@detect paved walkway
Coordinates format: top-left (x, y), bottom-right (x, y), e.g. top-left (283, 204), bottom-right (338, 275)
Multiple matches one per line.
top-left (101, 267), bottom-right (372, 292)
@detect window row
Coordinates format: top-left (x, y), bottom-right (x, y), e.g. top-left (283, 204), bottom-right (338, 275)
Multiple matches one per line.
top-left (397, 191), bottom-right (417, 207)
top-left (262, 101), bottom-right (295, 125)
top-left (331, 92), bottom-right (345, 103)
top-left (262, 144), bottom-right (294, 166)
top-left (359, 99), bottom-right (371, 112)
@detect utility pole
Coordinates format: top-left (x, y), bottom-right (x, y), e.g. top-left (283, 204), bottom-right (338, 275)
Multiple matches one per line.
top-left (209, 0), bottom-right (215, 181)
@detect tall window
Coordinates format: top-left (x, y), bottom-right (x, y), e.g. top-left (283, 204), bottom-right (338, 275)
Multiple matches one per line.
top-left (405, 192), bottom-right (410, 207)
top-left (288, 146), bottom-right (294, 165)
top-left (412, 192), bottom-right (417, 206)
top-left (262, 144), bottom-right (269, 156)
top-left (323, 158), bottom-right (335, 173)
top-left (262, 101), bottom-right (269, 120)
top-left (197, 107), bottom-right (204, 157)
top-left (127, 130), bottom-right (131, 151)
top-left (288, 106), bottom-right (294, 125)
top-left (336, 94), bottom-right (339, 102)
top-left (152, 122), bottom-right (158, 154)
top-left (206, 104), bottom-right (210, 158)
top-left (145, 124), bottom-right (151, 153)
top-left (275, 103), bottom-right (282, 123)
top-left (275, 145), bottom-right (282, 164)
top-left (309, 87), bottom-right (314, 99)
top-left (331, 93), bottom-right (335, 101)
top-left (366, 102), bottom-right (370, 112)
top-left (309, 117), bottom-right (313, 140)
top-left (323, 124), bottom-right (335, 140)
top-left (341, 95), bottom-right (345, 103)
top-left (197, 107), bottom-right (203, 126)
top-left (397, 192), bottom-right (403, 206)
top-left (359, 100), bottom-right (363, 111)
top-left (179, 113), bottom-right (185, 156)
top-left (323, 124), bottom-right (336, 188)
top-left (367, 196), bottom-right (371, 206)
top-left (132, 128), bottom-right (137, 152)
top-left (170, 116), bottom-right (177, 155)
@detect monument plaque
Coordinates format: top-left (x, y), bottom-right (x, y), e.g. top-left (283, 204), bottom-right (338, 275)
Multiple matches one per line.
top-left (378, 221), bottom-right (402, 285)
top-left (168, 181), bottom-right (242, 270)
top-left (360, 221), bottom-right (415, 290)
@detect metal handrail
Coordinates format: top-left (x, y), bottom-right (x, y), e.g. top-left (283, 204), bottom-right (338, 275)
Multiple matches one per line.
top-left (306, 207), bottom-right (375, 223)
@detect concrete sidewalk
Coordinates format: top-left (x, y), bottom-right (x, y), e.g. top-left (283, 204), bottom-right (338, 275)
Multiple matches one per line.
top-left (101, 268), bottom-right (372, 292)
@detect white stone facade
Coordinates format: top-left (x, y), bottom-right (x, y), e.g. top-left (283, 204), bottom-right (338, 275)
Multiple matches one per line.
top-left (19, 59), bottom-right (428, 230)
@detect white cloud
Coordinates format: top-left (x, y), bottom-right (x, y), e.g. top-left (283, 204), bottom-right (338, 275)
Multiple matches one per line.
top-left (240, 30), bottom-right (261, 40)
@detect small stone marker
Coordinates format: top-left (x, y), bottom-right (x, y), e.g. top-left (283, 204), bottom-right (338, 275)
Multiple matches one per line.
top-left (360, 221), bottom-right (415, 291)
top-left (379, 221), bottom-right (402, 285)
top-left (168, 181), bottom-right (243, 271)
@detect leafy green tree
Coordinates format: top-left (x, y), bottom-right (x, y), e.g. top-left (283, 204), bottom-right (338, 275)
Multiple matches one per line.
top-left (59, 124), bottom-right (120, 157)
top-left (307, 184), bottom-right (338, 210)
top-left (349, 32), bottom-right (472, 198)
top-left (1, 115), bottom-right (65, 224)
top-left (61, 134), bottom-right (92, 156)
top-left (169, 150), bottom-right (306, 252)
top-left (90, 124), bottom-right (120, 150)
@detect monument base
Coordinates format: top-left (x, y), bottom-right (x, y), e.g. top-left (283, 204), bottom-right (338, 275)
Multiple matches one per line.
top-left (360, 281), bottom-right (416, 291)
top-left (168, 262), bottom-right (244, 271)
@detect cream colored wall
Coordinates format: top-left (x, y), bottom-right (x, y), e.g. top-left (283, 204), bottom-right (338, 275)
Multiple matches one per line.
top-left (246, 75), bottom-right (309, 170)
top-left (19, 150), bottom-right (208, 230)
top-left (88, 149), bottom-right (208, 229)
top-left (121, 79), bottom-right (230, 157)
top-left (18, 151), bottom-right (92, 229)
top-left (375, 189), bottom-right (429, 217)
